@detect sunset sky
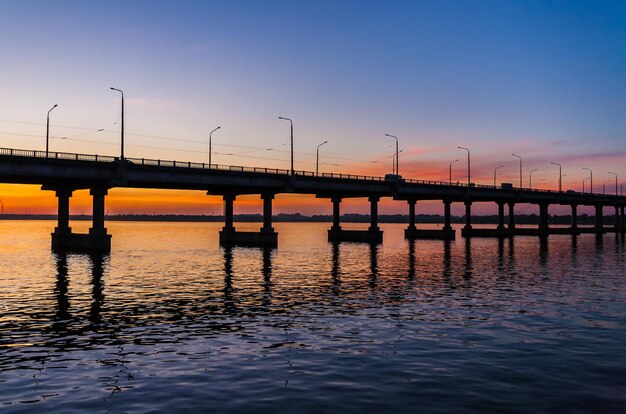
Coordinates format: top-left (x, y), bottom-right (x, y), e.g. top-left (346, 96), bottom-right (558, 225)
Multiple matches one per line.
top-left (1, 0), bottom-right (625, 216)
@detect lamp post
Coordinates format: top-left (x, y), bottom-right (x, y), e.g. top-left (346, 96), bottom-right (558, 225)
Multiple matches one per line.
top-left (550, 162), bottom-right (562, 192)
top-left (449, 159), bottom-right (459, 184)
top-left (46, 104), bottom-right (58, 156)
top-left (512, 153), bottom-right (522, 188)
top-left (493, 165), bottom-right (504, 187)
top-left (391, 149), bottom-right (404, 174)
top-left (583, 177), bottom-right (590, 193)
top-left (529, 168), bottom-right (538, 189)
top-left (316, 140), bottom-right (328, 176)
top-left (385, 134), bottom-right (399, 176)
top-left (609, 172), bottom-right (618, 195)
top-left (582, 167), bottom-right (593, 194)
top-left (208, 126), bottom-right (221, 167)
top-left (110, 87), bottom-right (125, 160)
top-left (278, 117), bottom-right (294, 175)
top-left (458, 147), bottom-right (470, 186)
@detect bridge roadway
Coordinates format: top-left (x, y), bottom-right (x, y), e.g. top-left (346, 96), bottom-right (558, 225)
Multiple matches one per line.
top-left (1, 147), bottom-right (625, 251)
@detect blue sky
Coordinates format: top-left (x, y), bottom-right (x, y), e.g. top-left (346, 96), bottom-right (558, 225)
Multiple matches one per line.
top-left (1, 0), bottom-right (625, 213)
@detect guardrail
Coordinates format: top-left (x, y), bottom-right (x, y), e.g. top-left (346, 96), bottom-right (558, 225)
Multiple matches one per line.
top-left (0, 146), bottom-right (623, 199)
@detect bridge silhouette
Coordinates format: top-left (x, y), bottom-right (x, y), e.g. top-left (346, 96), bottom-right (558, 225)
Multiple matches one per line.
top-left (1, 147), bottom-right (624, 252)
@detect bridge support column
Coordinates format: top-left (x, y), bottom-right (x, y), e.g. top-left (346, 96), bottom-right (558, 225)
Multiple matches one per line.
top-left (328, 197), bottom-right (382, 243)
top-left (407, 200), bottom-right (416, 231)
top-left (222, 194), bottom-right (235, 232)
top-left (461, 201), bottom-right (473, 238)
top-left (89, 189), bottom-right (109, 235)
top-left (405, 199), bottom-right (455, 240)
top-left (369, 196), bottom-right (380, 232)
top-left (614, 206), bottom-right (620, 233)
top-left (539, 203), bottom-right (549, 236)
top-left (508, 202), bottom-right (515, 234)
top-left (51, 188), bottom-right (111, 252)
top-left (219, 193), bottom-right (278, 247)
top-left (595, 205), bottom-right (605, 234)
top-left (571, 205), bottom-right (578, 231)
top-left (444, 200), bottom-right (452, 232)
top-left (262, 193), bottom-right (275, 234)
top-left (331, 197), bottom-right (341, 231)
top-left (497, 202), bottom-right (505, 232)
top-left (53, 189), bottom-right (72, 237)
top-left (621, 206), bottom-right (626, 233)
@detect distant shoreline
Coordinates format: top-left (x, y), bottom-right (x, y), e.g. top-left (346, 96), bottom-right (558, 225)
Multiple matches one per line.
top-left (0, 213), bottom-right (604, 225)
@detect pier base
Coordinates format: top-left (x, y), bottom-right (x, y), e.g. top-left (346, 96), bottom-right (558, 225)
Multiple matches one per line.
top-left (404, 227), bottom-right (456, 240)
top-left (578, 227), bottom-right (606, 234)
top-left (51, 231), bottom-right (111, 252)
top-left (219, 229), bottom-right (278, 247)
top-left (327, 228), bottom-right (383, 243)
top-left (547, 227), bottom-right (581, 235)
top-left (461, 227), bottom-right (509, 238)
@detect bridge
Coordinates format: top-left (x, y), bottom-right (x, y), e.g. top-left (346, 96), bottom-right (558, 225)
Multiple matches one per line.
top-left (0, 147), bottom-right (624, 252)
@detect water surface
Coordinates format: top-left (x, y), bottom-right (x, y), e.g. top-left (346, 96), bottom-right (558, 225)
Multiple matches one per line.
top-left (1, 221), bottom-right (625, 413)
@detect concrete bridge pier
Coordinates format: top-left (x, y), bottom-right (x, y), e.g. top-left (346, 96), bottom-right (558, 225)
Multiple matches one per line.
top-left (51, 188), bottom-right (111, 252)
top-left (460, 201), bottom-right (473, 237)
top-left (538, 203), bottom-right (550, 236)
top-left (571, 205), bottom-right (579, 232)
top-left (404, 200), bottom-right (455, 240)
top-left (497, 202), bottom-right (506, 232)
top-left (462, 200), bottom-right (511, 238)
top-left (508, 202), bottom-right (516, 234)
top-left (595, 205), bottom-right (606, 234)
top-left (328, 196), bottom-right (383, 243)
top-left (547, 203), bottom-right (581, 235)
top-left (219, 193), bottom-right (278, 247)
top-left (620, 206), bottom-right (626, 233)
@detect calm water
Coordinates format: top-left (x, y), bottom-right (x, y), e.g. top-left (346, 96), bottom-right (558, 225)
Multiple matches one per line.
top-left (1, 221), bottom-right (625, 413)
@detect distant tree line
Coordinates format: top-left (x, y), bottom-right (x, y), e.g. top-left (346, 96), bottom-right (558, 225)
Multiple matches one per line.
top-left (0, 213), bottom-right (613, 225)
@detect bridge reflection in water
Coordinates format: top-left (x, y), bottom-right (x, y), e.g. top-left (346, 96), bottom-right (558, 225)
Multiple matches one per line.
top-left (49, 234), bottom-right (608, 329)
top-left (0, 147), bottom-right (625, 253)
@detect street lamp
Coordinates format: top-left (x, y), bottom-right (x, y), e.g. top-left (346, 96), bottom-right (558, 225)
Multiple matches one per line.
top-left (46, 104), bottom-right (58, 156)
top-left (385, 134), bottom-right (399, 176)
top-left (493, 165), bottom-right (504, 187)
top-left (110, 87), bottom-right (125, 160)
top-left (583, 176), bottom-right (590, 193)
top-left (529, 168), bottom-right (538, 189)
top-left (609, 171), bottom-right (618, 195)
top-left (458, 147), bottom-right (470, 186)
top-left (392, 149), bottom-right (404, 174)
top-left (550, 162), bottom-right (562, 192)
top-left (449, 159), bottom-right (459, 184)
top-left (316, 140), bottom-right (328, 176)
top-left (582, 167), bottom-right (593, 194)
top-left (278, 117), bottom-right (294, 175)
top-left (208, 126), bottom-right (221, 167)
top-left (512, 153), bottom-right (522, 188)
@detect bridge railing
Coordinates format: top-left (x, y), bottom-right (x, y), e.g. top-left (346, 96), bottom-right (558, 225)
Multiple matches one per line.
top-left (0, 146), bottom-right (623, 199)
top-left (125, 156), bottom-right (293, 176)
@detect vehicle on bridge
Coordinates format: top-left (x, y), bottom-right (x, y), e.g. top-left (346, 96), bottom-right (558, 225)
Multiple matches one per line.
top-left (384, 174), bottom-right (404, 182)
